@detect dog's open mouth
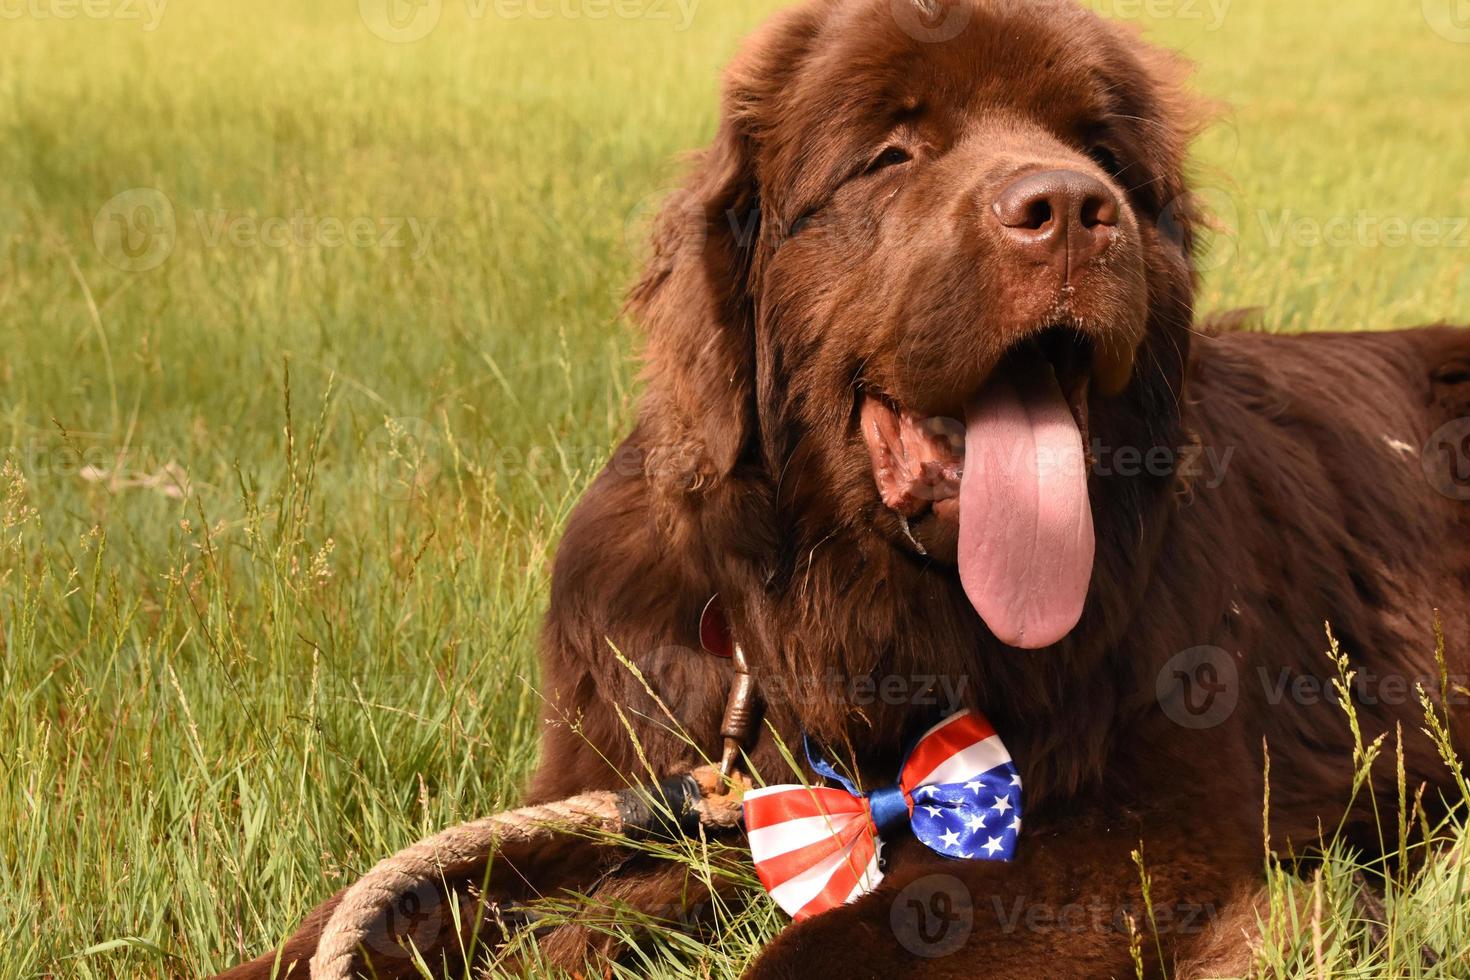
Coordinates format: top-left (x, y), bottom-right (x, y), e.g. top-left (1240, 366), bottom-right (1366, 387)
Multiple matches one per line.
top-left (861, 327), bottom-right (1116, 649)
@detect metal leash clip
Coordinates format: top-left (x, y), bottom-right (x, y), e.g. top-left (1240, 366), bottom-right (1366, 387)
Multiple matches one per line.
top-left (699, 595), bottom-right (759, 777)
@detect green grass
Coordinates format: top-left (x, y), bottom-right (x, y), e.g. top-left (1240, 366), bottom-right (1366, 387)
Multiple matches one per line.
top-left (2, 0), bottom-right (1469, 976)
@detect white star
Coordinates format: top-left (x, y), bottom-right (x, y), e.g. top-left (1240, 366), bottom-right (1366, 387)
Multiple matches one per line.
top-left (966, 813), bottom-right (987, 832)
top-left (1010, 773), bottom-right (1022, 787)
top-left (1009, 816), bottom-right (1022, 834)
top-left (963, 779), bottom-right (983, 794)
top-left (991, 794), bottom-right (1013, 814)
top-left (923, 805), bottom-right (943, 818)
top-left (939, 828), bottom-right (962, 849)
top-left (918, 785), bottom-right (939, 798)
top-left (982, 835), bottom-right (1005, 856)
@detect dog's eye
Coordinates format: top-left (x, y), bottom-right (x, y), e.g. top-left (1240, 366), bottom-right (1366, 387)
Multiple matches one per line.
top-left (864, 145), bottom-right (912, 174)
top-left (1086, 144), bottom-right (1122, 177)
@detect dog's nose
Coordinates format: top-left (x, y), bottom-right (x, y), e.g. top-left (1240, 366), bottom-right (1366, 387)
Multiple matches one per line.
top-left (992, 169), bottom-right (1120, 275)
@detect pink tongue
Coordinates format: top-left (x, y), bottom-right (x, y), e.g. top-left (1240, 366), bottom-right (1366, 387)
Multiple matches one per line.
top-left (958, 361), bottom-right (1095, 649)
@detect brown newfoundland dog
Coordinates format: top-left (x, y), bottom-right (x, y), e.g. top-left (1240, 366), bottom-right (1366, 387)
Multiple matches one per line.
top-left (225, 0), bottom-right (1470, 977)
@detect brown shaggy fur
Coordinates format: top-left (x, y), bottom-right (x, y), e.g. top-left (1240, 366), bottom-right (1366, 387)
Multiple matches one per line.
top-left (219, 1), bottom-right (1470, 977)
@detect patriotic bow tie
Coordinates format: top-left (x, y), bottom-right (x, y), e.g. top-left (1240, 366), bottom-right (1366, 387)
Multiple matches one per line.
top-left (742, 709), bottom-right (1022, 921)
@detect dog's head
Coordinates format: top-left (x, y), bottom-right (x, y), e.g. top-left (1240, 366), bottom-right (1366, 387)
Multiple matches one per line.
top-left (633, 0), bottom-right (1203, 652)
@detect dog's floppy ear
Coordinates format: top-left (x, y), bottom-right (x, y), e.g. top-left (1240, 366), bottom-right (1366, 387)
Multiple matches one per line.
top-left (628, 120), bottom-right (759, 496)
top-left (629, 8), bottom-right (822, 497)
top-left (1104, 19), bottom-right (1218, 266)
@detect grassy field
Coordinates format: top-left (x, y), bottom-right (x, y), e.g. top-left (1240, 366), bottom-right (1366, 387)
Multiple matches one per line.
top-left (2, 0), bottom-right (1469, 977)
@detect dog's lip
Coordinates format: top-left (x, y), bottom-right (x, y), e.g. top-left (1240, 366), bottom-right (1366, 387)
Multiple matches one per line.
top-left (860, 326), bottom-right (1106, 542)
top-left (859, 391), bottom-right (965, 518)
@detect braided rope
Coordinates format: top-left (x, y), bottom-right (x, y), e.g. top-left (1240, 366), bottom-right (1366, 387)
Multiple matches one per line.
top-left (310, 767), bottom-right (748, 980)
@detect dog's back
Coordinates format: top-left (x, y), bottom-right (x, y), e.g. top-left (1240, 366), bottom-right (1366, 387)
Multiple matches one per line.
top-left (1182, 324), bottom-right (1470, 793)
